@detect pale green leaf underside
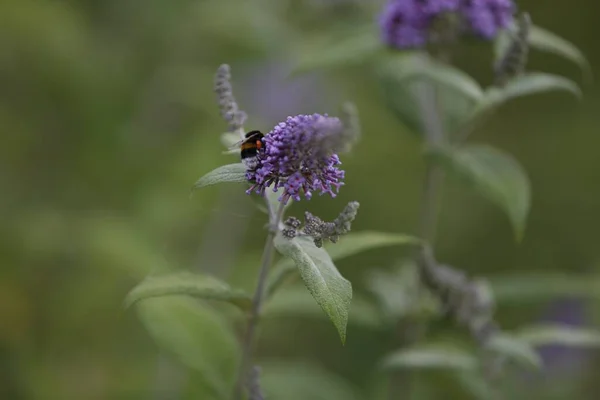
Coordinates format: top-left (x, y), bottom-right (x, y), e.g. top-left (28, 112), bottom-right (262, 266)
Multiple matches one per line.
top-left (470, 72), bottom-right (581, 124)
top-left (193, 163), bottom-right (247, 190)
top-left (517, 324), bottom-right (600, 348)
top-left (383, 335), bottom-right (540, 372)
top-left (529, 25), bottom-right (592, 83)
top-left (136, 297), bottom-right (239, 398)
top-left (380, 54), bottom-right (483, 135)
top-left (382, 55), bottom-right (484, 102)
top-left (292, 25), bottom-right (380, 74)
top-left (381, 345), bottom-right (478, 371)
top-left (266, 231), bottom-right (420, 297)
top-left (125, 271), bottom-right (252, 311)
top-left (486, 333), bottom-right (542, 369)
top-left (429, 144), bottom-right (531, 240)
top-left (274, 234), bottom-right (352, 343)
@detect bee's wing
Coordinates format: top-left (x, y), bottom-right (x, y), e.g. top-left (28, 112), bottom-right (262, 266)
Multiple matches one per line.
top-left (221, 139), bottom-right (243, 155)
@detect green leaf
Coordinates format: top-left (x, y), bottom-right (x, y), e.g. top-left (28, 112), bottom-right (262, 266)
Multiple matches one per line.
top-left (517, 324), bottom-right (600, 348)
top-left (379, 54), bottom-right (482, 135)
top-left (136, 296), bottom-right (239, 398)
top-left (381, 55), bottom-right (484, 102)
top-left (263, 285), bottom-right (384, 329)
top-left (266, 231), bottom-right (420, 297)
top-left (292, 25), bottom-right (381, 74)
top-left (366, 261), bottom-right (440, 321)
top-left (260, 361), bottom-right (361, 400)
top-left (486, 333), bottom-right (542, 369)
top-left (529, 25), bottom-right (592, 83)
top-left (429, 144), bottom-right (530, 240)
top-left (469, 72), bottom-right (581, 125)
top-left (125, 271), bottom-right (252, 312)
top-left (489, 272), bottom-right (600, 304)
top-left (273, 234), bottom-right (352, 343)
top-left (381, 344), bottom-right (478, 371)
top-left (192, 163), bottom-right (247, 190)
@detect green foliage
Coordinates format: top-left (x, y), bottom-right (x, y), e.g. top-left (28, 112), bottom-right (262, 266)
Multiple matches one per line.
top-left (379, 54), bottom-right (482, 135)
top-left (486, 332), bottom-right (541, 369)
top-left (381, 344), bottom-right (478, 371)
top-left (125, 271), bottom-right (252, 311)
top-left (517, 324), bottom-right (600, 347)
top-left (266, 231), bottom-right (420, 297)
top-left (273, 234), bottom-right (352, 343)
top-left (473, 72), bottom-right (580, 117)
top-left (528, 25), bottom-right (592, 83)
top-left (428, 144), bottom-right (530, 240)
top-left (366, 261), bottom-right (439, 321)
top-left (135, 296), bottom-right (239, 399)
top-left (260, 361), bottom-right (362, 400)
top-left (192, 163), bottom-right (248, 190)
top-left (263, 285), bottom-right (385, 329)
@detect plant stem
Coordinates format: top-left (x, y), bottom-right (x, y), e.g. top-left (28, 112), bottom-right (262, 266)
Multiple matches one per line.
top-left (234, 199), bottom-right (287, 400)
top-left (388, 75), bottom-right (446, 400)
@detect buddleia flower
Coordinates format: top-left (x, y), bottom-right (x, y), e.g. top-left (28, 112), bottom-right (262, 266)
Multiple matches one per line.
top-left (379, 0), bottom-right (515, 49)
top-left (246, 113), bottom-right (352, 203)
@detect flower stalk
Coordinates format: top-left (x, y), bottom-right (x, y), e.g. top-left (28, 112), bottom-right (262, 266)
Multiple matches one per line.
top-left (234, 197), bottom-right (288, 400)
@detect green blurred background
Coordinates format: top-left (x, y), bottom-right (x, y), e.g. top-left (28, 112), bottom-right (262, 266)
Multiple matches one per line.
top-left (2, 0), bottom-right (599, 398)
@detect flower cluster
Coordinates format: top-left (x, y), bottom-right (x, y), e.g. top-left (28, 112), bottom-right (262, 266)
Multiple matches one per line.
top-left (246, 114), bottom-right (349, 203)
top-left (379, 0), bottom-right (515, 49)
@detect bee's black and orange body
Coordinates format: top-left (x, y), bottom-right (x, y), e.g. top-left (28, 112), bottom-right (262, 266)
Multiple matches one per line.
top-left (240, 130), bottom-right (265, 170)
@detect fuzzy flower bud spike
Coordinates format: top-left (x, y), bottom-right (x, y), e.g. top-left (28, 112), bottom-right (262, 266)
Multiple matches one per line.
top-left (283, 201), bottom-right (360, 247)
top-left (214, 64), bottom-right (247, 133)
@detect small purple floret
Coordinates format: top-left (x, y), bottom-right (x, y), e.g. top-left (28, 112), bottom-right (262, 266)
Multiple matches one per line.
top-left (379, 0), bottom-right (515, 49)
top-left (245, 114), bottom-right (346, 203)
top-left (463, 0), bottom-right (515, 39)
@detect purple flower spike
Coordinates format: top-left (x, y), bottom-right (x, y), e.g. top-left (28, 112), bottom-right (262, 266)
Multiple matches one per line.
top-left (463, 0), bottom-right (515, 39)
top-left (246, 114), bottom-right (347, 203)
top-left (379, 0), bottom-right (514, 48)
top-left (379, 1), bottom-right (429, 49)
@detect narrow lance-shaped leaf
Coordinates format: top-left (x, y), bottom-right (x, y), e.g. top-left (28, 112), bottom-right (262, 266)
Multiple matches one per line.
top-left (136, 297), bottom-right (239, 398)
top-left (381, 344), bottom-right (478, 371)
top-left (274, 234), bottom-right (352, 343)
top-left (517, 324), bottom-right (600, 348)
top-left (529, 25), bottom-right (592, 83)
top-left (468, 72), bottom-right (581, 126)
top-left (379, 54), bottom-right (483, 135)
top-left (266, 231), bottom-right (420, 297)
top-left (486, 332), bottom-right (542, 369)
top-left (125, 271), bottom-right (252, 312)
top-left (192, 163), bottom-right (247, 191)
top-left (429, 144), bottom-right (531, 241)
top-left (382, 54), bottom-right (484, 102)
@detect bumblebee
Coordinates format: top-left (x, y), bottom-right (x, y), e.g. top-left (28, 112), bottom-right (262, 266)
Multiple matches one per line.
top-left (239, 130), bottom-right (265, 170)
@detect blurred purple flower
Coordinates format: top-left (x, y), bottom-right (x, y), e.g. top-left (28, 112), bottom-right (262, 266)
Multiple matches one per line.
top-left (463, 0), bottom-right (515, 39)
top-left (246, 114), bottom-right (346, 203)
top-left (236, 61), bottom-right (333, 126)
top-left (379, 0), bottom-right (514, 49)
